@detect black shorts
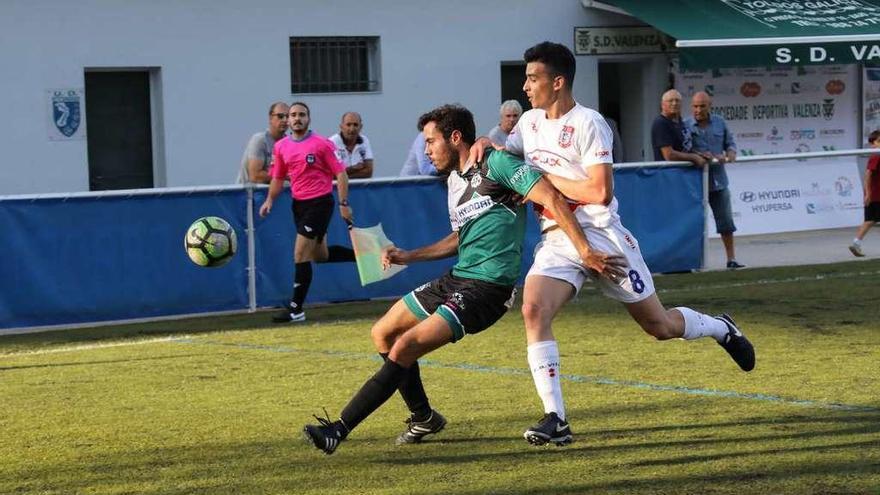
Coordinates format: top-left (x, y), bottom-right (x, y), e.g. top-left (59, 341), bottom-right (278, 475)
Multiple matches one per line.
top-left (866, 202), bottom-right (880, 222)
top-left (402, 272), bottom-right (516, 343)
top-left (291, 193), bottom-right (334, 241)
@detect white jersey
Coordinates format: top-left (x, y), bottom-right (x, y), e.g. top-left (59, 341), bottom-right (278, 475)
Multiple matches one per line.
top-left (506, 103), bottom-right (618, 230)
top-left (329, 133), bottom-right (374, 168)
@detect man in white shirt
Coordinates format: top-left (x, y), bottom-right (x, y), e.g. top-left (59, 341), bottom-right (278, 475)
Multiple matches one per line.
top-left (474, 42), bottom-right (755, 447)
top-left (330, 112), bottom-right (374, 178)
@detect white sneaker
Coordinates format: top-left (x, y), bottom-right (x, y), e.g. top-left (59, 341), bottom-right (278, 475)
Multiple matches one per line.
top-left (849, 244), bottom-right (865, 257)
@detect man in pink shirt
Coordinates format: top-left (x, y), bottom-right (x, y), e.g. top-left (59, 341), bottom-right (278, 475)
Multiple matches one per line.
top-left (260, 101), bottom-right (355, 322)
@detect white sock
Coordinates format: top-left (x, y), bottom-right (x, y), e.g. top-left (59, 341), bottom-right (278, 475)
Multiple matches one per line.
top-left (527, 340), bottom-right (565, 420)
top-left (676, 307), bottom-right (728, 342)
top-left (853, 238), bottom-right (861, 245)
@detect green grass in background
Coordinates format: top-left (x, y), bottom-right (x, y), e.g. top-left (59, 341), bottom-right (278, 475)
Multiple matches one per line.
top-left (1, 260), bottom-right (878, 494)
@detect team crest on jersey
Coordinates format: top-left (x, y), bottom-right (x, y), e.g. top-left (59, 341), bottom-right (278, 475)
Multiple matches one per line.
top-left (558, 125), bottom-right (575, 148)
top-left (470, 173), bottom-right (482, 188)
top-left (623, 234), bottom-right (636, 250)
top-left (450, 292), bottom-right (465, 310)
top-left (306, 153), bottom-right (316, 164)
top-left (530, 121), bottom-right (538, 133)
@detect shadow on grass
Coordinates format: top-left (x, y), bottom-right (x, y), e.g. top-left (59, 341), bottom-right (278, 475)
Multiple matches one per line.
top-left (449, 458), bottom-right (880, 495)
top-left (4, 410), bottom-right (878, 495)
top-left (0, 353), bottom-right (206, 371)
top-left (374, 410), bottom-right (880, 465)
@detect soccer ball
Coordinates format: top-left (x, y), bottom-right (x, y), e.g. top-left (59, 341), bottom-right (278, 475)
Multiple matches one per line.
top-left (185, 216), bottom-right (237, 267)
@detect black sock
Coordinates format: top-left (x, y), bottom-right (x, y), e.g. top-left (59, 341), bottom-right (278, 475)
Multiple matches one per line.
top-left (402, 361), bottom-right (432, 421)
top-left (379, 353), bottom-right (432, 421)
top-left (340, 359), bottom-right (407, 432)
top-left (326, 245), bottom-right (355, 263)
top-left (291, 262), bottom-right (312, 312)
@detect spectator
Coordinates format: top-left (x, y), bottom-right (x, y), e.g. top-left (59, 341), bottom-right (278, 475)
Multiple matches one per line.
top-left (849, 130), bottom-right (880, 257)
top-left (399, 133), bottom-right (439, 176)
top-left (487, 100), bottom-right (523, 147)
top-left (650, 89), bottom-right (706, 166)
top-left (237, 102), bottom-right (289, 184)
top-left (259, 101), bottom-right (356, 323)
top-left (605, 116), bottom-right (624, 163)
top-left (329, 112), bottom-right (374, 179)
top-left (685, 91), bottom-right (744, 269)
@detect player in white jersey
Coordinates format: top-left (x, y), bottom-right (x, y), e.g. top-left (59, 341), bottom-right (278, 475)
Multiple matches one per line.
top-left (473, 42), bottom-right (755, 447)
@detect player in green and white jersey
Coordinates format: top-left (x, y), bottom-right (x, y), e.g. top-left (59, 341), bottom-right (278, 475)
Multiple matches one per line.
top-left (302, 104), bottom-right (625, 455)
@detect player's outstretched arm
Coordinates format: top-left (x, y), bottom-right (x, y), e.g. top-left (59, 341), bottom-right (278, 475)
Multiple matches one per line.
top-left (543, 163), bottom-right (614, 206)
top-left (382, 232), bottom-right (459, 267)
top-left (525, 178), bottom-right (625, 281)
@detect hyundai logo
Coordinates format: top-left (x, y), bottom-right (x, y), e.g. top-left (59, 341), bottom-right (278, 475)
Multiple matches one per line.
top-left (740, 191), bottom-right (756, 203)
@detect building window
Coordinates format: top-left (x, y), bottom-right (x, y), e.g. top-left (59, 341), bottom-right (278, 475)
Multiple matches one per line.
top-left (289, 36), bottom-right (380, 94)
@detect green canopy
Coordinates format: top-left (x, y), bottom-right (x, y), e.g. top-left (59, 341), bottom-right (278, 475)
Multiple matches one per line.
top-left (596, 0), bottom-right (880, 68)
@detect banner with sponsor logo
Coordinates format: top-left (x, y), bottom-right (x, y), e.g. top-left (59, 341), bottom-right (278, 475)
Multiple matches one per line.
top-left (675, 63), bottom-right (861, 235)
top-left (864, 67), bottom-right (880, 144)
top-left (714, 160), bottom-right (862, 236)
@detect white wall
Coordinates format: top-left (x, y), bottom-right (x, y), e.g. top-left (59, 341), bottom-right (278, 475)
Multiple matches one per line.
top-left (0, 0), bottom-right (631, 195)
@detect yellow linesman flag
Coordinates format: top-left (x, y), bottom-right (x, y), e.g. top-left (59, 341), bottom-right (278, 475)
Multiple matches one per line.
top-left (349, 223), bottom-right (406, 286)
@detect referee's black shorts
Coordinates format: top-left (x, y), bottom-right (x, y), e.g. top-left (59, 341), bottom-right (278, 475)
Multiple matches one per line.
top-left (291, 193), bottom-right (334, 241)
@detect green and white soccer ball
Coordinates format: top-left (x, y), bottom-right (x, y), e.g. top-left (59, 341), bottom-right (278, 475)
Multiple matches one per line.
top-left (185, 216), bottom-right (237, 267)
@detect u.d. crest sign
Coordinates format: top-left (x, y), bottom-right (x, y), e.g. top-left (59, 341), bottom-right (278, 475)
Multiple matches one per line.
top-left (47, 88), bottom-right (85, 141)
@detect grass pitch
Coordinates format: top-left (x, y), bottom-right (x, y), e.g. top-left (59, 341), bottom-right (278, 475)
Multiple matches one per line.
top-left (1, 260), bottom-right (879, 495)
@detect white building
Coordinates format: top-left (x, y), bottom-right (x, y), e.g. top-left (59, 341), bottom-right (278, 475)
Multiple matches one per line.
top-left (0, 0), bottom-right (669, 195)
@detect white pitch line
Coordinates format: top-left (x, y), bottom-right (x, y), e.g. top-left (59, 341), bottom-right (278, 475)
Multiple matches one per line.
top-left (575, 269), bottom-right (880, 296)
top-left (0, 335), bottom-right (192, 358)
top-left (655, 269), bottom-right (880, 294)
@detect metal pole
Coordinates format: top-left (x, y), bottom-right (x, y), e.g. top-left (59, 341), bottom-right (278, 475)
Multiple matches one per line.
top-left (246, 185), bottom-right (257, 312)
top-left (701, 163), bottom-right (710, 271)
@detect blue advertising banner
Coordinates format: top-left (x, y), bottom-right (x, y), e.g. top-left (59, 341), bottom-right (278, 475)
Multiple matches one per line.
top-left (0, 190), bottom-right (249, 329)
top-left (616, 166), bottom-right (703, 274)
top-left (0, 166), bottom-right (702, 330)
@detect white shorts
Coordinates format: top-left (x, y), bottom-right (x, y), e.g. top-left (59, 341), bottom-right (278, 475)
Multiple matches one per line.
top-left (527, 222), bottom-right (655, 303)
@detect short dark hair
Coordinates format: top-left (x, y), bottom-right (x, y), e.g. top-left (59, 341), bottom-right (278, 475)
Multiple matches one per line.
top-left (869, 129), bottom-right (880, 144)
top-left (268, 101), bottom-right (287, 115)
top-left (524, 41), bottom-right (576, 88)
top-left (417, 104), bottom-right (475, 146)
top-left (289, 101), bottom-right (310, 116)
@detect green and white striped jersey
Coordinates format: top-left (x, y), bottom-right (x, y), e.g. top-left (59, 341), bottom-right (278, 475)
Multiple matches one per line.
top-left (447, 149), bottom-right (542, 286)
